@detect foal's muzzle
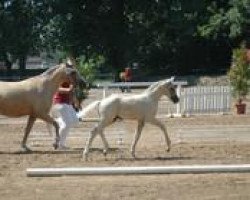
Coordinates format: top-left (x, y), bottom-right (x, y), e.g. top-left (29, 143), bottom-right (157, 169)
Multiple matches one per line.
top-left (172, 95), bottom-right (179, 104)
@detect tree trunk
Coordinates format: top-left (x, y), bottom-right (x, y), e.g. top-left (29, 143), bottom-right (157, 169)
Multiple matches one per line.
top-left (4, 54), bottom-right (12, 75)
top-left (19, 56), bottom-right (27, 79)
top-left (110, 0), bottom-right (126, 81)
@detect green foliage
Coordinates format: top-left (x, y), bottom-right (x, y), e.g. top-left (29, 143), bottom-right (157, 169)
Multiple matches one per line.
top-left (2, 0), bottom-right (249, 75)
top-left (228, 44), bottom-right (250, 100)
top-left (198, 0), bottom-right (250, 39)
top-left (76, 55), bottom-right (105, 84)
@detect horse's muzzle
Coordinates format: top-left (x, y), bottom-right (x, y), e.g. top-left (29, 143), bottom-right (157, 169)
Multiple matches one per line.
top-left (172, 96), bottom-right (179, 104)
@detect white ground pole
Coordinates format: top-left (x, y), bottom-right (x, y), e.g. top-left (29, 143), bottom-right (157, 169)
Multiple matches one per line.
top-left (27, 164), bottom-right (250, 177)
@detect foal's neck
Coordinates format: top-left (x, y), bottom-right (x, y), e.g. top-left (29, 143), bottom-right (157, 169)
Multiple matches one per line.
top-left (146, 86), bottom-right (164, 100)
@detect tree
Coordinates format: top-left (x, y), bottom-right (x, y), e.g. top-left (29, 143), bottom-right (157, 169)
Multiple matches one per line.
top-left (0, 0), bottom-right (53, 74)
top-left (198, 0), bottom-right (250, 45)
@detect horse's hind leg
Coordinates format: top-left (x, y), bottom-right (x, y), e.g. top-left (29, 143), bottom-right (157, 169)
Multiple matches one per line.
top-left (21, 116), bottom-right (36, 152)
top-left (149, 118), bottom-right (171, 152)
top-left (131, 120), bottom-right (145, 158)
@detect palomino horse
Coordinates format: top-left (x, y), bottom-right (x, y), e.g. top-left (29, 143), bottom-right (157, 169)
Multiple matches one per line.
top-left (0, 63), bottom-right (84, 152)
top-left (78, 77), bottom-right (179, 160)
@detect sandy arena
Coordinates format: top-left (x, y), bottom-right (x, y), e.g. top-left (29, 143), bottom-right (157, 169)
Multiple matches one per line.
top-left (1, 88), bottom-right (250, 200)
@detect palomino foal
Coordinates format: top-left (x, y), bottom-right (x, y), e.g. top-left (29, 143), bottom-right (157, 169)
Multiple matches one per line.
top-left (79, 77), bottom-right (179, 160)
top-left (0, 64), bottom-right (77, 152)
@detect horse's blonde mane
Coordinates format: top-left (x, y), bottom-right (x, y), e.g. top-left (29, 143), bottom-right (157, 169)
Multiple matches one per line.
top-left (40, 65), bottom-right (61, 76)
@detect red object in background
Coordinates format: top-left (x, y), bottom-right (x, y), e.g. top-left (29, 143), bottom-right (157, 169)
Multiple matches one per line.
top-left (235, 103), bottom-right (246, 114)
top-left (124, 67), bottom-right (132, 81)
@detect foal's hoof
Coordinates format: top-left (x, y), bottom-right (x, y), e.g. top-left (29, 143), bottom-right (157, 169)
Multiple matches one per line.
top-left (20, 146), bottom-right (32, 153)
top-left (83, 154), bottom-right (89, 161)
top-left (103, 149), bottom-right (108, 156)
top-left (131, 151), bottom-right (136, 159)
top-left (53, 143), bottom-right (59, 150)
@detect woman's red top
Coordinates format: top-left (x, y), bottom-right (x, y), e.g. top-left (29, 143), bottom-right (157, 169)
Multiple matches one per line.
top-left (53, 82), bottom-right (71, 104)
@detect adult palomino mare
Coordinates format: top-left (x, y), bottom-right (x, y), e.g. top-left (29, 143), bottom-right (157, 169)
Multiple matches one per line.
top-left (78, 77), bottom-right (179, 160)
top-left (0, 63), bottom-right (86, 152)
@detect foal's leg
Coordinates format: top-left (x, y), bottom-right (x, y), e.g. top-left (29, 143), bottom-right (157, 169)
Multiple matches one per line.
top-left (40, 115), bottom-right (60, 149)
top-left (99, 129), bottom-right (110, 155)
top-left (131, 120), bottom-right (145, 158)
top-left (21, 116), bottom-right (36, 152)
top-left (149, 118), bottom-right (171, 152)
top-left (83, 124), bottom-right (100, 160)
top-left (83, 119), bottom-right (110, 160)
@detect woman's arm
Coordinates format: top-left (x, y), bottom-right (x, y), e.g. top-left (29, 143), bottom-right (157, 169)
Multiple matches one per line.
top-left (57, 84), bottom-right (74, 94)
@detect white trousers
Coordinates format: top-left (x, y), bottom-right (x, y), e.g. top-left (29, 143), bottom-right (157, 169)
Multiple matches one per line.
top-left (52, 104), bottom-right (79, 147)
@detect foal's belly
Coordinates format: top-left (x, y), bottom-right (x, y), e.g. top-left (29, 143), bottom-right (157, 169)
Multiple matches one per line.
top-left (118, 103), bottom-right (156, 120)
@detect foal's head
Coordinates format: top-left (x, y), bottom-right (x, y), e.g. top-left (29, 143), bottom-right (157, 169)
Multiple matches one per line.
top-left (163, 77), bottom-right (179, 104)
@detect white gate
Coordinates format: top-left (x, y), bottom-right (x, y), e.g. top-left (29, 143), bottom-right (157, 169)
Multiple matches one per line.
top-left (182, 86), bottom-right (231, 115)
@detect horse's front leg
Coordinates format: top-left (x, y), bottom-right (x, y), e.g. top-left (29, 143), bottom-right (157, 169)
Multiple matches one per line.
top-left (149, 118), bottom-right (171, 152)
top-left (40, 115), bottom-right (60, 149)
top-left (83, 125), bottom-right (99, 161)
top-left (131, 120), bottom-right (145, 158)
top-left (21, 116), bottom-right (36, 152)
top-left (99, 130), bottom-right (110, 156)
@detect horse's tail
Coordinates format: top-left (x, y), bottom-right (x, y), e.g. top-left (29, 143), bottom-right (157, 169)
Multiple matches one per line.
top-left (77, 100), bottom-right (100, 119)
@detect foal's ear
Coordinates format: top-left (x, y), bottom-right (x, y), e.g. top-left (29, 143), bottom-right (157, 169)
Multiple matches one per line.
top-left (169, 76), bottom-right (175, 83)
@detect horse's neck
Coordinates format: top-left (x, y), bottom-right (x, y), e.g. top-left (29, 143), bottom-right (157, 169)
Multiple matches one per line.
top-left (45, 70), bottom-right (65, 95)
top-left (145, 85), bottom-right (164, 100)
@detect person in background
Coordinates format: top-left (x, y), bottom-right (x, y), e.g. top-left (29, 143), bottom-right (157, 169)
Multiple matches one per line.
top-left (119, 66), bottom-right (132, 92)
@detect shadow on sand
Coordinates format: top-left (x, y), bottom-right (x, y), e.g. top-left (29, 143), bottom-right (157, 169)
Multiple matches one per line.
top-left (0, 148), bottom-right (193, 161)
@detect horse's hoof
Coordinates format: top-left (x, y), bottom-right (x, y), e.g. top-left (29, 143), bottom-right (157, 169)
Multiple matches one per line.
top-left (83, 154), bottom-right (88, 161)
top-left (20, 146), bottom-right (32, 153)
top-left (103, 149), bottom-right (108, 156)
top-left (53, 143), bottom-right (59, 150)
top-left (82, 150), bottom-right (89, 161)
top-left (131, 151), bottom-right (136, 159)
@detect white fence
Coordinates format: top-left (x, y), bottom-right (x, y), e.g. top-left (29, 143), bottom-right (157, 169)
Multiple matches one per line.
top-left (182, 86), bottom-right (231, 115)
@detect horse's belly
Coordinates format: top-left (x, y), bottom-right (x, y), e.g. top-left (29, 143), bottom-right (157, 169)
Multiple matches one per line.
top-left (0, 101), bottom-right (31, 117)
top-left (119, 103), bottom-right (156, 120)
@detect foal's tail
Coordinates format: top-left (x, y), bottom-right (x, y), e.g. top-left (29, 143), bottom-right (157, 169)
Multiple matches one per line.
top-left (77, 100), bottom-right (101, 119)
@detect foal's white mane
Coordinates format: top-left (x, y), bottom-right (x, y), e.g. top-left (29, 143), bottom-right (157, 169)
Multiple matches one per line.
top-left (144, 76), bottom-right (175, 93)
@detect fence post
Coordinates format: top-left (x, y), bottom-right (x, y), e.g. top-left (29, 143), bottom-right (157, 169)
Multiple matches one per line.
top-left (176, 84), bottom-right (182, 116)
top-left (103, 86), bottom-right (108, 98)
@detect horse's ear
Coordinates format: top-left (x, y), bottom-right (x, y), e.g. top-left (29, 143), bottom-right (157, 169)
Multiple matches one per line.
top-left (169, 76), bottom-right (175, 83)
top-left (65, 67), bottom-right (76, 75)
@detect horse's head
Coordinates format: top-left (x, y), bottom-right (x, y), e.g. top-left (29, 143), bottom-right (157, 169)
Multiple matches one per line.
top-left (65, 58), bottom-right (89, 89)
top-left (163, 77), bottom-right (179, 104)
top-left (60, 64), bottom-right (78, 84)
